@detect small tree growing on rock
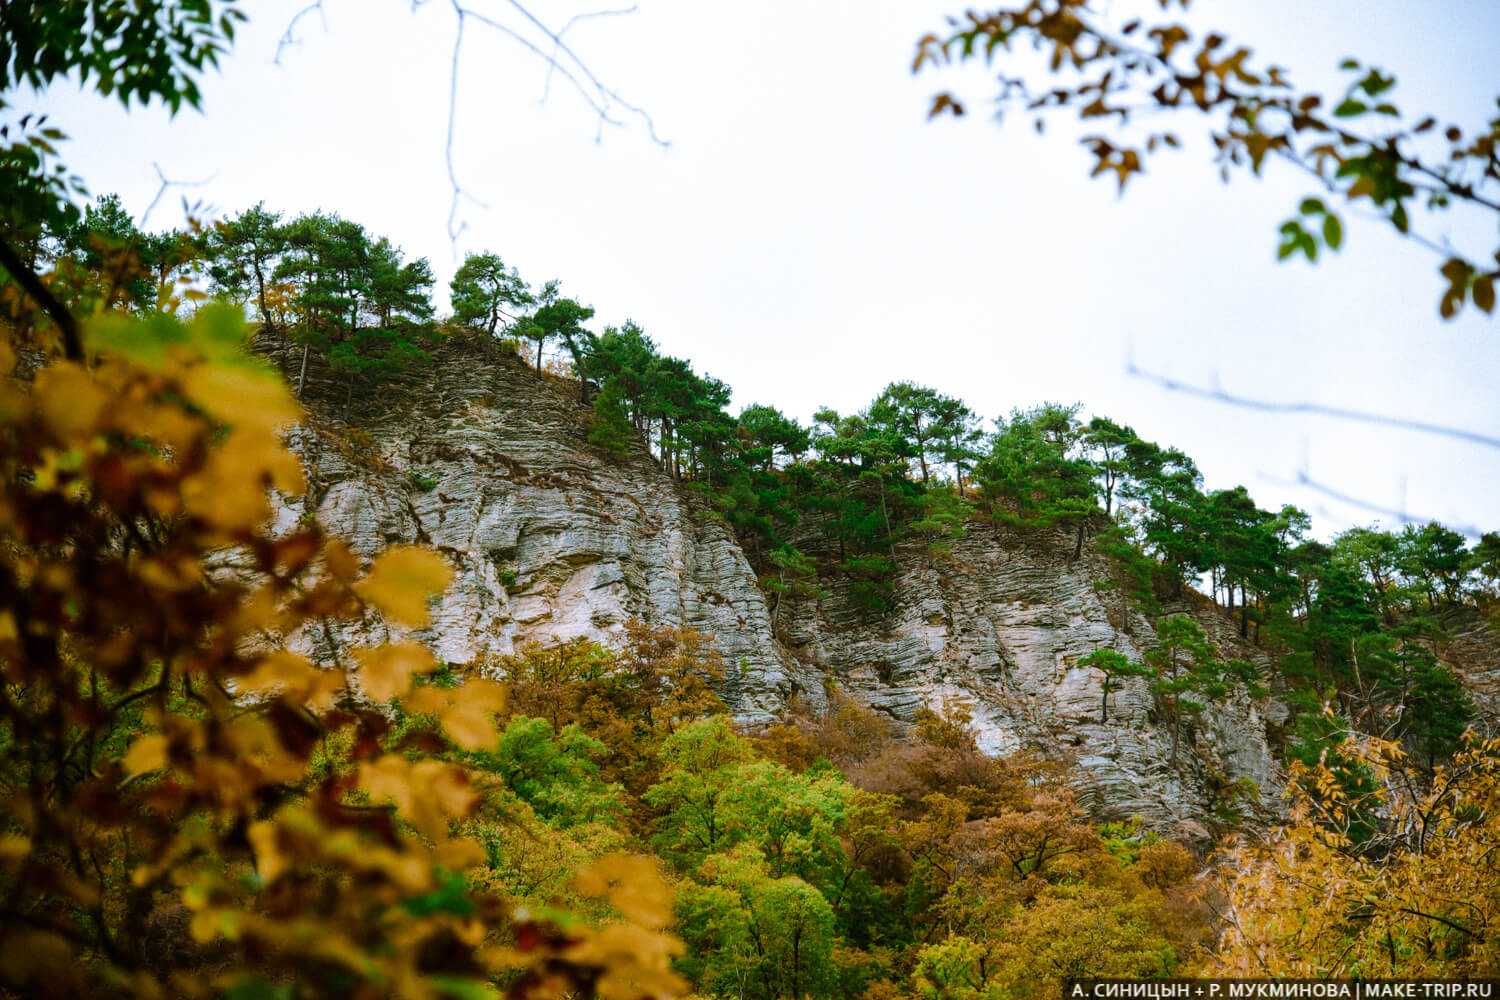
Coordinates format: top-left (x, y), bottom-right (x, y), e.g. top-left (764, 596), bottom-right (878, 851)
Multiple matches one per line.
top-left (1078, 647), bottom-right (1153, 724)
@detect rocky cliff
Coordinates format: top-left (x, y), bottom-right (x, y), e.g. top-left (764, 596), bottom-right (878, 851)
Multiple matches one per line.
top-left (276, 338), bottom-right (1493, 839)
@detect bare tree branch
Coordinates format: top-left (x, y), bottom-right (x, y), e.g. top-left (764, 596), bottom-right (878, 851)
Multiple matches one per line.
top-left (0, 235), bottom-right (82, 361)
top-left (442, 0), bottom-right (669, 242)
top-left (540, 6), bottom-right (640, 108)
top-left (275, 2), bottom-right (329, 66)
top-left (272, 2), bottom-right (667, 244)
top-left (1260, 468), bottom-right (1487, 540)
top-left (499, 0), bottom-right (667, 145)
top-left (1128, 361), bottom-right (1500, 452)
top-left (140, 163), bottom-right (219, 229)
top-left (444, 4), bottom-right (485, 243)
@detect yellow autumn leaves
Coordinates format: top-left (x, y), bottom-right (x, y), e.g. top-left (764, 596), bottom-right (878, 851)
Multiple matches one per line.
top-left (1206, 733), bottom-right (1500, 978)
top-left (350, 639), bottom-right (508, 749)
top-left (0, 303), bottom-right (687, 997)
top-left (356, 545), bottom-right (455, 628)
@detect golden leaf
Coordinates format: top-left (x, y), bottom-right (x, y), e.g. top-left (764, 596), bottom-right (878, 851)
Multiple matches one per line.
top-left (241, 650), bottom-right (310, 688)
top-left (34, 364), bottom-right (107, 442)
top-left (182, 428), bottom-right (306, 532)
top-left (229, 584), bottom-right (282, 637)
top-left (138, 402), bottom-right (202, 454)
top-left (182, 361), bottom-right (301, 434)
top-left (437, 679), bottom-right (507, 749)
top-left (322, 539), bottom-right (360, 582)
top-left (226, 716), bottom-right (308, 785)
top-left (248, 821), bottom-right (288, 884)
top-left (122, 734), bottom-right (169, 776)
top-left (358, 756), bottom-right (477, 839)
top-left (438, 705), bottom-right (497, 751)
top-left (402, 686), bottom-right (449, 715)
top-left (575, 853), bottom-right (677, 930)
top-left (0, 834), bottom-right (31, 862)
top-left (353, 642), bottom-right (436, 702)
top-left (436, 835), bottom-right (487, 871)
top-left (354, 546), bottom-right (453, 628)
top-left (239, 651), bottom-right (341, 710)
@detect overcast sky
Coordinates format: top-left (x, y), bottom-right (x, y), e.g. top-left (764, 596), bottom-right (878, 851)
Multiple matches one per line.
top-left (32, 0), bottom-right (1500, 541)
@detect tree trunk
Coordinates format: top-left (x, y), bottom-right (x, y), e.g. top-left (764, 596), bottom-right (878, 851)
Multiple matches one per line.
top-left (296, 341), bottom-right (311, 399)
top-left (1072, 522), bottom-right (1085, 562)
top-left (253, 261), bottom-right (274, 332)
top-left (0, 234), bottom-right (82, 360)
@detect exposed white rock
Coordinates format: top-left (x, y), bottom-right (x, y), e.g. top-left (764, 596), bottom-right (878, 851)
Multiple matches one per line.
top-left (282, 344), bottom-right (1495, 837)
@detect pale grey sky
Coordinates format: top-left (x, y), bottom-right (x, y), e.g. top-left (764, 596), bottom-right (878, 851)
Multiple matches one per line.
top-left (30, 0), bottom-right (1500, 540)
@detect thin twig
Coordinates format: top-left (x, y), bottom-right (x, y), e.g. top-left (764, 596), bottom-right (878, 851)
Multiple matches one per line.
top-left (442, 0), bottom-right (667, 242)
top-left (1260, 469), bottom-right (1486, 540)
top-left (1128, 362), bottom-right (1500, 452)
top-left (272, 1), bottom-right (667, 245)
top-left (540, 5), bottom-right (640, 106)
top-left (444, 3), bottom-right (487, 242)
top-left (140, 162), bottom-right (219, 228)
top-left (274, 1), bottom-right (329, 65)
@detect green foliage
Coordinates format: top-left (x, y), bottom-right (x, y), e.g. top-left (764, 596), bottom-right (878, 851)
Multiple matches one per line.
top-left (1078, 648), bottom-right (1152, 724)
top-left (523, 281), bottom-right (596, 371)
top-left (975, 404), bottom-right (1094, 527)
top-left (34, 193), bottom-right (1493, 788)
top-left (1283, 693), bottom-right (1383, 844)
top-left (449, 251), bottom-right (530, 337)
top-left (676, 846), bottom-right (838, 1000)
top-left (202, 202), bottom-right (286, 328)
top-left (0, 1), bottom-right (245, 111)
top-left (471, 716), bottom-right (626, 828)
top-left (271, 210), bottom-right (437, 394)
top-left (0, 1), bottom-right (244, 258)
top-left (589, 375), bottom-right (637, 456)
top-left (1145, 615), bottom-right (1264, 766)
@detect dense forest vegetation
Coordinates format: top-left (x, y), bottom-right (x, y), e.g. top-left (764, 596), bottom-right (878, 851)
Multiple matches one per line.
top-left (2, 1), bottom-right (1499, 997)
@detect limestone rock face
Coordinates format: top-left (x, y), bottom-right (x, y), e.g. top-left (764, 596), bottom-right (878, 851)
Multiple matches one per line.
top-left (281, 346), bottom-right (812, 724)
top-left (774, 530), bottom-right (1286, 835)
top-left (287, 343), bottom-right (1493, 836)
top-left (1434, 605), bottom-right (1500, 721)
